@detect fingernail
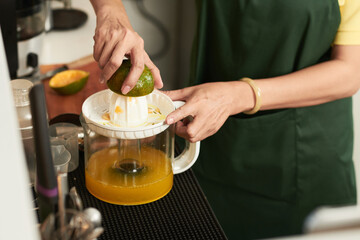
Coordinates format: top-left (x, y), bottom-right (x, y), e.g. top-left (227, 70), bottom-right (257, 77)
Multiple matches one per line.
top-left (122, 85), bottom-right (131, 95)
top-left (99, 73), bottom-right (106, 83)
top-left (167, 118), bottom-right (174, 124)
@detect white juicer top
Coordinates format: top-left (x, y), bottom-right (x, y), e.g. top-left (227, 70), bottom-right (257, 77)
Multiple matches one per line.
top-left (82, 89), bottom-right (175, 139)
top-left (109, 93), bottom-right (148, 128)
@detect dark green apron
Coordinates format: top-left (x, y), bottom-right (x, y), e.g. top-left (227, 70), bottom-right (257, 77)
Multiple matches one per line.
top-left (190, 0), bottom-right (357, 239)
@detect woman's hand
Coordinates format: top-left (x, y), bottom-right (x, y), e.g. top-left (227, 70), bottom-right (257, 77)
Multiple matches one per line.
top-left (91, 0), bottom-right (163, 94)
top-left (163, 82), bottom-right (253, 142)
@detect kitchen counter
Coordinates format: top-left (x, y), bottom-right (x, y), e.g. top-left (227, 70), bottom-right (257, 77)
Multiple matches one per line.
top-left (41, 0), bottom-right (96, 65)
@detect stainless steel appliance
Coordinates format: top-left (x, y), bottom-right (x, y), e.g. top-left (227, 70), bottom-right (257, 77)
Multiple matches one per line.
top-left (0, 0), bottom-right (46, 79)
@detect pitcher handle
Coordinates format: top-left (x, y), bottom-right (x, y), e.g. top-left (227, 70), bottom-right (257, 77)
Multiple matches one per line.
top-left (172, 101), bottom-right (200, 174)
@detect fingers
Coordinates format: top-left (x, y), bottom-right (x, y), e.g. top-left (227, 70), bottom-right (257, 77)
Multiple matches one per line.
top-left (174, 118), bottom-right (200, 143)
top-left (121, 43), bottom-right (145, 94)
top-left (101, 51), bottom-right (124, 84)
top-left (122, 49), bottom-right (163, 94)
top-left (166, 100), bottom-right (194, 125)
top-left (98, 39), bottom-right (119, 69)
top-left (94, 27), bottom-right (122, 67)
top-left (174, 114), bottom-right (221, 143)
top-left (93, 29), bottom-right (106, 62)
top-left (174, 120), bottom-right (189, 139)
top-left (164, 83), bottom-right (230, 142)
top-left (144, 54), bottom-right (163, 89)
top-left (94, 28), bottom-right (126, 83)
top-left (93, 26), bottom-right (162, 90)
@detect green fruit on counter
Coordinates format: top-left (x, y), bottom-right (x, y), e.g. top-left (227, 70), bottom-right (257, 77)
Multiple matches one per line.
top-left (49, 70), bottom-right (89, 95)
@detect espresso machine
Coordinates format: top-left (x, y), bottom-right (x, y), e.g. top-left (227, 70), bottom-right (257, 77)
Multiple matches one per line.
top-left (0, 0), bottom-right (46, 79)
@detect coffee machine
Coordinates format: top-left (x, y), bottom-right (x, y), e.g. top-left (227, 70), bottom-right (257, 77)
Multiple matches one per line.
top-left (0, 0), bottom-right (46, 79)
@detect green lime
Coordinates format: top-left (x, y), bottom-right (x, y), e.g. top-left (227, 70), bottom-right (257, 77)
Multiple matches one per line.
top-left (107, 59), bottom-right (154, 97)
top-left (49, 70), bottom-right (89, 95)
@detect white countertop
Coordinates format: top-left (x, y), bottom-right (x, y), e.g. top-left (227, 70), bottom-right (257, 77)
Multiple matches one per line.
top-left (41, 0), bottom-right (96, 65)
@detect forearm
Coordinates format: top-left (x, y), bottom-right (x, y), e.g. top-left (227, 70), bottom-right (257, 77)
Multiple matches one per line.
top-left (90, 0), bottom-right (133, 30)
top-left (230, 45), bottom-right (360, 114)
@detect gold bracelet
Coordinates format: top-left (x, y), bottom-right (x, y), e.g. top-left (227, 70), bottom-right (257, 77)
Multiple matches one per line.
top-left (240, 77), bottom-right (262, 115)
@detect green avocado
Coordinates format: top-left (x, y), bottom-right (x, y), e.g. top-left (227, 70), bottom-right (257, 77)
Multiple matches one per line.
top-left (106, 59), bottom-right (154, 97)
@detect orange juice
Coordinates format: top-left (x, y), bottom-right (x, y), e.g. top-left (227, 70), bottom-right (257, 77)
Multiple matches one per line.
top-left (85, 146), bottom-right (173, 205)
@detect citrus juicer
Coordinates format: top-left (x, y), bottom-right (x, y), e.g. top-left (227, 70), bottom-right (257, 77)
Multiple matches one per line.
top-left (81, 89), bottom-right (200, 205)
top-left (108, 93), bottom-right (148, 128)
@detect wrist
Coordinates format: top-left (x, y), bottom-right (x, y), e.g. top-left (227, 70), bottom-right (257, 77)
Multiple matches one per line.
top-left (239, 78), bottom-right (261, 114)
top-left (91, 0), bottom-right (127, 22)
top-left (228, 81), bottom-right (256, 115)
top-left (91, 0), bottom-right (115, 14)
top-left (95, 4), bottom-right (119, 18)
top-left (93, 1), bottom-right (134, 31)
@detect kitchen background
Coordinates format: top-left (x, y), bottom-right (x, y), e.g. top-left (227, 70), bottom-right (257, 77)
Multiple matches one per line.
top-left (44, 0), bottom-right (360, 202)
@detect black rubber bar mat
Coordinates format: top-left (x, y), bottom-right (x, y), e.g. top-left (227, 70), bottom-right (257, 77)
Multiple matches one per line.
top-left (68, 153), bottom-right (227, 240)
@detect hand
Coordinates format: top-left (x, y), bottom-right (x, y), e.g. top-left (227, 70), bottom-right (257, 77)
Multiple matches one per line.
top-left (92, 4), bottom-right (163, 94)
top-left (163, 82), bottom-right (245, 142)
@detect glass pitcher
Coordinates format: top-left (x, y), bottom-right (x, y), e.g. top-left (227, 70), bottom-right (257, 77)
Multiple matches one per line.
top-left (11, 79), bottom-right (36, 186)
top-left (80, 114), bottom-right (199, 205)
